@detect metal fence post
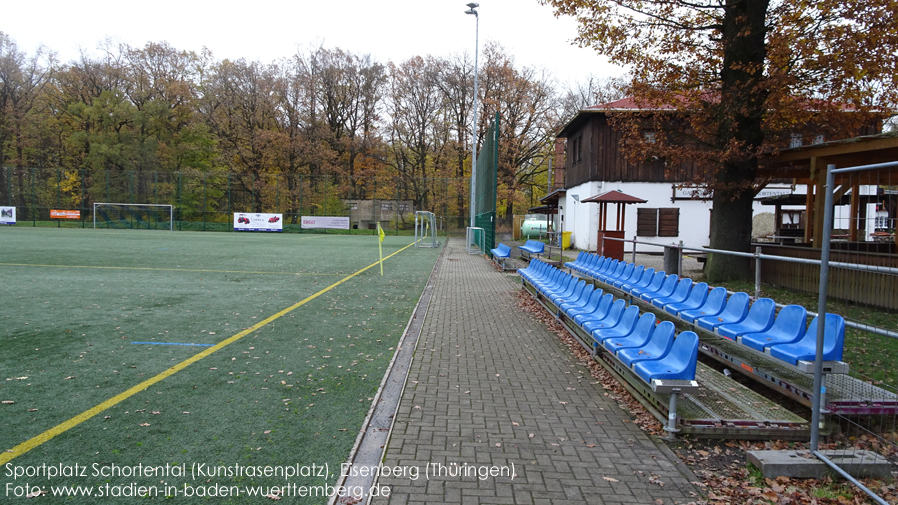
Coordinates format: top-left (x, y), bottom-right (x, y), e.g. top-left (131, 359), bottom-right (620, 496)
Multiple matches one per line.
top-left (31, 168), bottom-right (36, 227)
top-left (56, 169), bottom-right (61, 228)
top-left (632, 235), bottom-right (637, 264)
top-left (810, 165), bottom-right (836, 451)
top-left (678, 240), bottom-right (684, 278)
top-left (754, 246), bottom-right (762, 299)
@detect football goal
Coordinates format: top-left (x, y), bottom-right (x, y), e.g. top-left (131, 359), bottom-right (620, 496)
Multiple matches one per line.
top-left (93, 203), bottom-right (174, 231)
top-left (414, 211), bottom-right (440, 248)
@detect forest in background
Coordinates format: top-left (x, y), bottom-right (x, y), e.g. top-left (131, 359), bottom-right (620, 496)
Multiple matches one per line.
top-left (0, 33), bottom-right (625, 226)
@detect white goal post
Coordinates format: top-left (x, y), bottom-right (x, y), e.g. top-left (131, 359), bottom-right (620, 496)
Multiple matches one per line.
top-left (414, 211), bottom-right (440, 248)
top-left (93, 203), bottom-right (174, 231)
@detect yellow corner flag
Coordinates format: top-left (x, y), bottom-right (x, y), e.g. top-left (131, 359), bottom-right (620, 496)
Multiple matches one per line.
top-left (377, 222), bottom-right (385, 276)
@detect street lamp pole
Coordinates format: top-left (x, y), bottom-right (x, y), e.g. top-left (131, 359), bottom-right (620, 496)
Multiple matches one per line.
top-left (466, 2), bottom-right (479, 229)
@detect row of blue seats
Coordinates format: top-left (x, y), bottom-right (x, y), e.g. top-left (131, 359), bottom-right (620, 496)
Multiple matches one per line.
top-left (564, 252), bottom-right (846, 366)
top-left (520, 259), bottom-right (699, 384)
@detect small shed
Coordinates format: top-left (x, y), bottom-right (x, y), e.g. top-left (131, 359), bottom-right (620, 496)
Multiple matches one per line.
top-left (582, 190), bottom-right (648, 260)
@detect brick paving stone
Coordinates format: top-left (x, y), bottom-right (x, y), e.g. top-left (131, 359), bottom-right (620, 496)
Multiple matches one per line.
top-left (370, 239), bottom-right (702, 505)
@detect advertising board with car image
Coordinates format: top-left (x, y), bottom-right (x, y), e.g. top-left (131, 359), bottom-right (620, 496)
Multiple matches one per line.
top-left (233, 213), bottom-right (283, 232)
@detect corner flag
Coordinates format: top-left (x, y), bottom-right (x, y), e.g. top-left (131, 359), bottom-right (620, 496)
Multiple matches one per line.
top-left (377, 222), bottom-right (385, 276)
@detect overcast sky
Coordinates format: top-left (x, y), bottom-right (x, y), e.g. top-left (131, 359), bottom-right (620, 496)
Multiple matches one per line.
top-left (2, 0), bottom-right (623, 87)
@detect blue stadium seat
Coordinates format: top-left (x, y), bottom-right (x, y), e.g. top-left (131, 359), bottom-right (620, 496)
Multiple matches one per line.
top-left (595, 260), bottom-right (622, 282)
top-left (664, 282), bottom-right (709, 316)
top-left (768, 314), bottom-right (846, 365)
top-left (695, 292), bottom-right (750, 332)
top-left (640, 274), bottom-right (679, 302)
top-left (620, 267), bottom-right (655, 292)
top-left (564, 251), bottom-right (587, 270)
top-left (616, 321), bottom-right (677, 367)
top-left (634, 331), bottom-right (700, 383)
top-left (651, 278), bottom-right (693, 309)
top-left (603, 314), bottom-right (658, 352)
top-left (581, 299), bottom-right (628, 334)
top-left (612, 265), bottom-right (644, 289)
top-left (557, 284), bottom-right (596, 313)
top-left (565, 289), bottom-right (605, 318)
top-left (716, 298), bottom-right (776, 340)
top-left (594, 312), bottom-right (656, 346)
top-left (591, 305), bottom-right (639, 342)
top-left (572, 294), bottom-right (614, 326)
top-left (604, 263), bottom-right (635, 286)
top-left (739, 305), bottom-right (808, 352)
top-left (678, 286), bottom-right (728, 324)
top-left (629, 271), bottom-right (666, 298)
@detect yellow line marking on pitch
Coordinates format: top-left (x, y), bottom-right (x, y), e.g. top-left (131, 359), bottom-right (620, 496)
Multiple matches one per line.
top-left (0, 242), bottom-right (417, 465)
top-left (0, 263), bottom-right (344, 276)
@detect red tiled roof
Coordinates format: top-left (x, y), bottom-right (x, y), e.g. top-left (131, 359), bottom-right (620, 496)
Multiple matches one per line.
top-left (585, 96), bottom-right (678, 111)
top-left (581, 190), bottom-right (648, 204)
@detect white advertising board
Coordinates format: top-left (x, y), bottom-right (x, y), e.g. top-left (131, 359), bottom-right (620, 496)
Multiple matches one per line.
top-left (0, 206), bottom-right (15, 225)
top-left (233, 213), bottom-right (283, 232)
top-left (300, 216), bottom-right (350, 230)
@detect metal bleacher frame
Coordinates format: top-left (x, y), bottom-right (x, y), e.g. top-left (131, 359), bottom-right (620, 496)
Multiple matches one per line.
top-left (556, 255), bottom-right (898, 430)
top-left (521, 271), bottom-right (810, 440)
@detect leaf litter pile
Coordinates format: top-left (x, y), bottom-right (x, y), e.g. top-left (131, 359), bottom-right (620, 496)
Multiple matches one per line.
top-left (515, 288), bottom-right (898, 504)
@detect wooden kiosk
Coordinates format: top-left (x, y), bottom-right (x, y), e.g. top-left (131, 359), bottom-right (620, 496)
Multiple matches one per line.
top-left (582, 190), bottom-right (647, 261)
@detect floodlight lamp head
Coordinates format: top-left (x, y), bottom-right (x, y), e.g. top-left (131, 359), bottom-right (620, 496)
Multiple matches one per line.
top-left (467, 2), bottom-right (479, 8)
top-left (465, 2), bottom-right (479, 15)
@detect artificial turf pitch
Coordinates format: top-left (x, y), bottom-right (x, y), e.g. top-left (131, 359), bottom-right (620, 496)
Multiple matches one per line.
top-left (0, 227), bottom-right (441, 503)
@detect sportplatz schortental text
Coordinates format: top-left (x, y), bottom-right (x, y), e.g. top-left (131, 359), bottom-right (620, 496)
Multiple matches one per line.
top-left (4, 462), bottom-right (330, 481)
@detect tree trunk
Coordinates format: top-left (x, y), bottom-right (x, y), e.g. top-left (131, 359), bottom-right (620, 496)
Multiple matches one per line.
top-left (706, 188), bottom-right (755, 281)
top-left (704, 0), bottom-right (770, 282)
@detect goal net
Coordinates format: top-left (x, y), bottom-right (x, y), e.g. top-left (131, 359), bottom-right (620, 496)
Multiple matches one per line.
top-left (414, 211), bottom-right (440, 248)
top-left (93, 203), bottom-right (174, 231)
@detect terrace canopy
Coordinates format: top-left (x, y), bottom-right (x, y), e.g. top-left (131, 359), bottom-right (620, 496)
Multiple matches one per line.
top-left (582, 190), bottom-right (648, 260)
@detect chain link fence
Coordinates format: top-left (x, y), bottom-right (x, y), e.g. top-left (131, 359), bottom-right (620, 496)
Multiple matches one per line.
top-left (0, 167), bottom-right (472, 236)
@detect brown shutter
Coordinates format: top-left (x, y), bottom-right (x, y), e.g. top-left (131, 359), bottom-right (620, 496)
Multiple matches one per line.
top-left (658, 208), bottom-right (680, 237)
top-left (637, 208), bottom-right (657, 237)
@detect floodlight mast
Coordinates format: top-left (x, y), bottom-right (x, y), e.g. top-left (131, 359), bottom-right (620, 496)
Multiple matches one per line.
top-left (466, 2), bottom-right (479, 228)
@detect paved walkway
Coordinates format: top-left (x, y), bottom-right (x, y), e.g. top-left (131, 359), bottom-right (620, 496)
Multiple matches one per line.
top-left (372, 239), bottom-right (702, 505)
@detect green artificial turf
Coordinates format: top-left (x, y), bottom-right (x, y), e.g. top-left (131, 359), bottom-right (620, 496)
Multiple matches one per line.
top-left (0, 227), bottom-right (440, 503)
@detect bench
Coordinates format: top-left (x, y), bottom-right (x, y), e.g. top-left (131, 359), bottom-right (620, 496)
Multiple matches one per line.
top-left (490, 242), bottom-right (511, 266)
top-left (519, 240), bottom-right (545, 259)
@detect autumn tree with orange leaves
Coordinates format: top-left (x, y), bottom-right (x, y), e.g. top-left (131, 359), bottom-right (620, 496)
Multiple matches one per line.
top-left (542, 0), bottom-right (898, 281)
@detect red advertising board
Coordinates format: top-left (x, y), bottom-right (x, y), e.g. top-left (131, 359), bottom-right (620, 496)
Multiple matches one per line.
top-left (50, 209), bottom-right (81, 219)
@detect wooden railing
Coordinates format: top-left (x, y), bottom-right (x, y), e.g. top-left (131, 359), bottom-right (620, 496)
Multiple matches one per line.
top-left (752, 244), bottom-right (898, 310)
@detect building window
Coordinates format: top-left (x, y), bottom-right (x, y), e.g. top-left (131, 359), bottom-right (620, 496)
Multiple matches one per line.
top-left (381, 202), bottom-right (392, 211)
top-left (637, 208), bottom-right (680, 237)
top-left (644, 132), bottom-right (656, 143)
top-left (658, 208), bottom-right (680, 236)
top-left (398, 203), bottom-right (409, 212)
top-left (637, 208), bottom-right (658, 237)
top-left (350, 202), bottom-right (358, 211)
top-left (790, 134), bottom-right (803, 148)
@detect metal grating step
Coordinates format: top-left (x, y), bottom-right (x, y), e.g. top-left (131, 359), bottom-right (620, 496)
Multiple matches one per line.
top-left (700, 335), bottom-right (898, 415)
